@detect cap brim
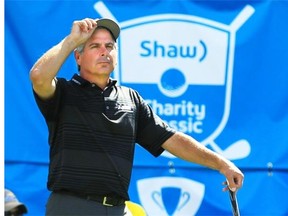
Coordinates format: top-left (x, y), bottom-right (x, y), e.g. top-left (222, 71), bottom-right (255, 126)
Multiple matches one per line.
top-left (97, 18), bottom-right (120, 41)
top-left (5, 203), bottom-right (28, 213)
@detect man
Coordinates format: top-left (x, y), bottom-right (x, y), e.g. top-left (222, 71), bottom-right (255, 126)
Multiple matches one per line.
top-left (30, 18), bottom-right (244, 215)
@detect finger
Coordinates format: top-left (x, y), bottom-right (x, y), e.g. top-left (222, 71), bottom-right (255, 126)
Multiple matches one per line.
top-left (85, 18), bottom-right (97, 31)
top-left (222, 181), bottom-right (230, 192)
top-left (222, 186), bottom-right (229, 192)
top-left (77, 18), bottom-right (97, 32)
top-left (226, 177), bottom-right (241, 192)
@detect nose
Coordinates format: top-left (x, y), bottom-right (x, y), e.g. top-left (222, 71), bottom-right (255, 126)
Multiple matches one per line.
top-left (99, 45), bottom-right (109, 56)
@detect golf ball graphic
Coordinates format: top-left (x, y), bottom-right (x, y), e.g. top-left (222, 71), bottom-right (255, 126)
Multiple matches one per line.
top-left (158, 68), bottom-right (188, 97)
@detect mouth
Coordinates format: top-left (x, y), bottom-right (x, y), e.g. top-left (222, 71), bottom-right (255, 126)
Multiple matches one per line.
top-left (98, 57), bottom-right (111, 64)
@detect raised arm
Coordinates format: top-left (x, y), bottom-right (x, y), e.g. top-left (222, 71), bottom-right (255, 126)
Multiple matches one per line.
top-left (162, 132), bottom-right (244, 192)
top-left (29, 18), bottom-right (98, 99)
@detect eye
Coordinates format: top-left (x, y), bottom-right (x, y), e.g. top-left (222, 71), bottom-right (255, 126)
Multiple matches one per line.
top-left (106, 43), bottom-right (115, 50)
top-left (91, 44), bottom-right (100, 49)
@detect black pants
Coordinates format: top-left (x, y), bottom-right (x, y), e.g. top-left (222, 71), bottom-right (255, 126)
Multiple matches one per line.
top-left (46, 192), bottom-right (132, 216)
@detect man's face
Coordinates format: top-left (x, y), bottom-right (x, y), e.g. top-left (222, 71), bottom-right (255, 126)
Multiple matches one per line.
top-left (76, 28), bottom-right (117, 77)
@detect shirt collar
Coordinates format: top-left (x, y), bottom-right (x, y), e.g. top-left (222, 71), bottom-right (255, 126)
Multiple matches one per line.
top-left (71, 74), bottom-right (117, 88)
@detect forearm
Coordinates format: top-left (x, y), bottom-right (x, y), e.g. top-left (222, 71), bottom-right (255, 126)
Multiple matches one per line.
top-left (30, 36), bottom-right (77, 85)
top-left (162, 132), bottom-right (243, 191)
top-left (30, 36), bottom-right (78, 99)
top-left (163, 132), bottom-right (229, 171)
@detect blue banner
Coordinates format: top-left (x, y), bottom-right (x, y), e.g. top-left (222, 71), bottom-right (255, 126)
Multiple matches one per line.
top-left (5, 0), bottom-right (288, 215)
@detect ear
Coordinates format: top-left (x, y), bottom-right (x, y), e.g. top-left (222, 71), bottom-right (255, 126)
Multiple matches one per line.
top-left (74, 50), bottom-right (81, 66)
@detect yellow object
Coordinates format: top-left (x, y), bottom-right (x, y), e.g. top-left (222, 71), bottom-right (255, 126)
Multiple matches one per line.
top-left (125, 201), bottom-right (147, 216)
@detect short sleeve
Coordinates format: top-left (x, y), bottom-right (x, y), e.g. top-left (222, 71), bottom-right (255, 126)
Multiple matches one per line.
top-left (135, 93), bottom-right (176, 157)
top-left (33, 78), bottom-right (63, 121)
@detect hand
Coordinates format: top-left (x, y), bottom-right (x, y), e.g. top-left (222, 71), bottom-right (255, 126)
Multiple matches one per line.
top-left (69, 18), bottom-right (98, 47)
top-left (220, 162), bottom-right (244, 192)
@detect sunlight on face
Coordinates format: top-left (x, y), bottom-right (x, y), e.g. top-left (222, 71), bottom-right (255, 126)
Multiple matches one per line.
top-left (76, 28), bottom-right (118, 78)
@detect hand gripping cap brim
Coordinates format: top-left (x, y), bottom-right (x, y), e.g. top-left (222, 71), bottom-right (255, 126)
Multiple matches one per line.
top-left (96, 18), bottom-right (120, 41)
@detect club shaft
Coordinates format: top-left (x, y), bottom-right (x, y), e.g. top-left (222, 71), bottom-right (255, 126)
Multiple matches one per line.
top-left (229, 189), bottom-right (240, 216)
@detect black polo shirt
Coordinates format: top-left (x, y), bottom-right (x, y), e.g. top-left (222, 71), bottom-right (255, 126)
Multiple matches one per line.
top-left (34, 74), bottom-right (175, 200)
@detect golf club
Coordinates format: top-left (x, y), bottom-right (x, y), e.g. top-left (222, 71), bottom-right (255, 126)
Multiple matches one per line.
top-left (228, 188), bottom-right (240, 216)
